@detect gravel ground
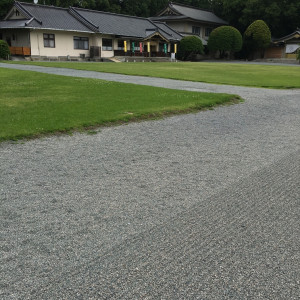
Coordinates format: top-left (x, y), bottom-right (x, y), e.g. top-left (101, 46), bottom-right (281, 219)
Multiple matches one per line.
top-left (0, 63), bottom-right (300, 299)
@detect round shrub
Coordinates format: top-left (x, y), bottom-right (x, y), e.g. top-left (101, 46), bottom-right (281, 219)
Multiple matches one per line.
top-left (207, 26), bottom-right (242, 58)
top-left (178, 35), bottom-right (204, 60)
top-left (0, 40), bottom-right (10, 59)
top-left (244, 20), bottom-right (271, 50)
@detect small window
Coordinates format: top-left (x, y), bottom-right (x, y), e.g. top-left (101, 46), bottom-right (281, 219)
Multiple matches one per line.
top-left (117, 40), bottom-right (124, 50)
top-left (205, 28), bottom-right (212, 37)
top-left (43, 33), bottom-right (55, 48)
top-left (130, 41), bottom-right (141, 51)
top-left (74, 36), bottom-right (89, 50)
top-left (192, 26), bottom-right (201, 35)
top-left (102, 38), bottom-right (113, 51)
top-left (16, 10), bottom-right (20, 16)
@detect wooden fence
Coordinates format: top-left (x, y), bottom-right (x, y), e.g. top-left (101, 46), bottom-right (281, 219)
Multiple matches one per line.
top-left (9, 47), bottom-right (31, 56)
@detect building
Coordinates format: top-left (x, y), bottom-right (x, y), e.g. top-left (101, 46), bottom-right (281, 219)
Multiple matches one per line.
top-left (0, 1), bottom-right (182, 60)
top-left (264, 30), bottom-right (300, 59)
top-left (151, 2), bottom-right (227, 45)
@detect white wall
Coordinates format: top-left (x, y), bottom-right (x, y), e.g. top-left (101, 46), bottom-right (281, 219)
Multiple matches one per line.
top-left (30, 30), bottom-right (94, 57)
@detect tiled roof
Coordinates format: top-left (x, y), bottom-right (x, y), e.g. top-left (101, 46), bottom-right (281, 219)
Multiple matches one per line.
top-left (0, 2), bottom-right (182, 41)
top-left (16, 2), bottom-right (93, 32)
top-left (153, 21), bottom-right (182, 41)
top-left (0, 19), bottom-right (28, 28)
top-left (153, 2), bottom-right (227, 25)
top-left (73, 8), bottom-right (181, 40)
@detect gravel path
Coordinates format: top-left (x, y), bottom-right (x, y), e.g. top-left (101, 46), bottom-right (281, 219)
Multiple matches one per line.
top-left (0, 63), bottom-right (299, 299)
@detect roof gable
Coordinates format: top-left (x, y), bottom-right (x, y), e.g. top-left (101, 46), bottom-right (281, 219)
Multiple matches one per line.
top-left (5, 2), bottom-right (93, 32)
top-left (274, 30), bottom-right (300, 43)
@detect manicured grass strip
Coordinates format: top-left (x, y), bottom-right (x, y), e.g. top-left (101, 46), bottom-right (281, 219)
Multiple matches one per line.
top-left (4, 61), bottom-right (300, 88)
top-left (0, 68), bottom-right (239, 142)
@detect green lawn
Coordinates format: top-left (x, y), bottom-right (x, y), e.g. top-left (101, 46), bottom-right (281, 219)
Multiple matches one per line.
top-left (0, 67), bottom-right (238, 142)
top-left (5, 61), bottom-right (300, 88)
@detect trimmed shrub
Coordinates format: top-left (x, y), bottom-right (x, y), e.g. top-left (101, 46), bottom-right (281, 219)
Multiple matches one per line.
top-left (244, 20), bottom-right (271, 59)
top-left (207, 26), bottom-right (242, 58)
top-left (178, 35), bottom-right (204, 60)
top-left (0, 40), bottom-right (10, 59)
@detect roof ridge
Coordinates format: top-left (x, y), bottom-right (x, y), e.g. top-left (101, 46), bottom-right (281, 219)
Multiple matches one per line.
top-left (152, 20), bottom-right (183, 38)
top-left (69, 7), bottom-right (99, 32)
top-left (170, 2), bottom-right (213, 13)
top-left (73, 7), bottom-right (153, 22)
top-left (17, 1), bottom-right (69, 11)
top-left (149, 19), bottom-right (173, 38)
top-left (15, 1), bottom-right (42, 24)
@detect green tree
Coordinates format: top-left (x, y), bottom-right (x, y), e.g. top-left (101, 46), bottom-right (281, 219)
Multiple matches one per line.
top-left (207, 25), bottom-right (242, 58)
top-left (244, 20), bottom-right (271, 59)
top-left (0, 40), bottom-right (10, 59)
top-left (0, 0), bottom-right (13, 20)
top-left (296, 49), bottom-right (300, 64)
top-left (178, 35), bottom-right (204, 60)
top-left (211, 0), bottom-right (300, 38)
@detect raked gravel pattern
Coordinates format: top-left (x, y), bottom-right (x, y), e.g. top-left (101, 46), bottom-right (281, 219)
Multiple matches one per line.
top-left (0, 63), bottom-right (300, 299)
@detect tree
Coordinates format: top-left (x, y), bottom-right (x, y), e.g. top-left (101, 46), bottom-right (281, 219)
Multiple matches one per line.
top-left (207, 25), bottom-right (242, 58)
top-left (211, 0), bottom-right (300, 38)
top-left (296, 49), bottom-right (300, 64)
top-left (178, 35), bottom-right (204, 60)
top-left (0, 40), bottom-right (10, 59)
top-left (244, 20), bottom-right (271, 59)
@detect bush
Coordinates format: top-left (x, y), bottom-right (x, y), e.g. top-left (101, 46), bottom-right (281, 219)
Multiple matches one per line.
top-left (0, 40), bottom-right (10, 59)
top-left (244, 20), bottom-right (271, 59)
top-left (178, 36), bottom-right (204, 60)
top-left (207, 26), bottom-right (242, 58)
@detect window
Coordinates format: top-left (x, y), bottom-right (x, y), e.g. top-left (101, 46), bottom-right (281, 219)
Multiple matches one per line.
top-left (117, 40), bottom-right (124, 50)
top-left (102, 38), bottom-right (113, 51)
top-left (15, 10), bottom-right (20, 16)
top-left (43, 34), bottom-right (55, 48)
top-left (205, 28), bottom-right (212, 37)
top-left (130, 41), bottom-right (141, 51)
top-left (74, 36), bottom-right (89, 50)
top-left (192, 26), bottom-right (201, 35)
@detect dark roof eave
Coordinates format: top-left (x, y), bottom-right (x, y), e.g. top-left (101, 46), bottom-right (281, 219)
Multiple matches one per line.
top-left (152, 16), bottom-right (227, 25)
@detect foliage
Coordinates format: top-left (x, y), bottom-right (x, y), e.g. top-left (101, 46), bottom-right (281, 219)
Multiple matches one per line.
top-left (1, 0), bottom-right (299, 38)
top-left (0, 67), bottom-right (235, 142)
top-left (207, 26), bottom-right (242, 58)
top-left (297, 49), bottom-right (300, 63)
top-left (244, 20), bottom-right (271, 58)
top-left (0, 40), bottom-right (10, 59)
top-left (6, 61), bottom-right (300, 89)
top-left (178, 36), bottom-right (204, 60)
top-left (213, 0), bottom-right (300, 38)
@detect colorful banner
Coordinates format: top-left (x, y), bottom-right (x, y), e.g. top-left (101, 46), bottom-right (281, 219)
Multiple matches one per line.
top-left (164, 43), bottom-right (167, 54)
top-left (174, 44), bottom-right (177, 54)
top-left (147, 42), bottom-right (150, 53)
top-left (139, 42), bottom-right (143, 53)
top-left (124, 41), bottom-right (127, 52)
top-left (132, 42), bottom-right (135, 53)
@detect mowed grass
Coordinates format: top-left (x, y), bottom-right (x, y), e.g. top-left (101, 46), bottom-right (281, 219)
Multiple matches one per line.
top-left (5, 61), bottom-right (300, 88)
top-left (0, 68), bottom-right (238, 142)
